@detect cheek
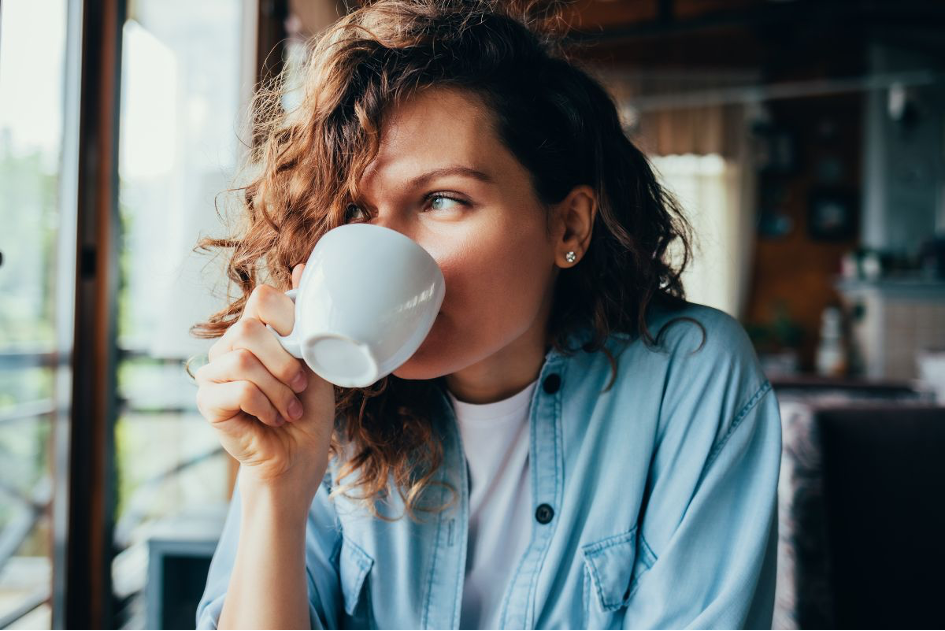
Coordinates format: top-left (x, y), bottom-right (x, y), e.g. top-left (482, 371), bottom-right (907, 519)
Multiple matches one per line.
top-left (437, 225), bottom-right (551, 322)
top-left (394, 226), bottom-right (552, 378)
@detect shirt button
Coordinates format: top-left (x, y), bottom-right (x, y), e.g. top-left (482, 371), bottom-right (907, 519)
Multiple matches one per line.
top-left (542, 373), bottom-right (561, 394)
top-left (535, 503), bottom-right (554, 524)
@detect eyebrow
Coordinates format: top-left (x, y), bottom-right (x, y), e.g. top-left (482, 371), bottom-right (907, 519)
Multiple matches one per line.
top-left (405, 165), bottom-right (495, 189)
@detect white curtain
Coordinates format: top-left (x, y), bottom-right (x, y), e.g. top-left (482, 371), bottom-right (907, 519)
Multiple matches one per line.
top-left (594, 68), bottom-right (759, 320)
top-left (651, 152), bottom-right (756, 319)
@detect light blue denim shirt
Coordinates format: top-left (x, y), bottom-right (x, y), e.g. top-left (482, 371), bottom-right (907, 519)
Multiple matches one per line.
top-left (197, 301), bottom-right (782, 629)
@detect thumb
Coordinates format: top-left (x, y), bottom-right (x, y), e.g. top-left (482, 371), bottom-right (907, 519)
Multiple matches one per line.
top-left (291, 263), bottom-right (305, 290)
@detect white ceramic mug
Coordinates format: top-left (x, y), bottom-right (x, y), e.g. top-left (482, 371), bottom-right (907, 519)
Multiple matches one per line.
top-left (266, 223), bottom-right (445, 388)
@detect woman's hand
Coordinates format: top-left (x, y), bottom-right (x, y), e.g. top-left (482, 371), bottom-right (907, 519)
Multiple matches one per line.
top-left (195, 263), bottom-right (336, 495)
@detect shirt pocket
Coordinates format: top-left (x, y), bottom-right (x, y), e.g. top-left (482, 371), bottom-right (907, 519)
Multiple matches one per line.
top-left (581, 526), bottom-right (645, 629)
top-left (339, 536), bottom-right (375, 627)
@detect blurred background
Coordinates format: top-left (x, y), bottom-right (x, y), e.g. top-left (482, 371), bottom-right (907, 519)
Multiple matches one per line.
top-left (0, 0), bottom-right (943, 628)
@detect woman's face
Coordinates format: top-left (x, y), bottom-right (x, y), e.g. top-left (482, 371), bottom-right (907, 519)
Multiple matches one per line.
top-left (348, 85), bottom-right (561, 381)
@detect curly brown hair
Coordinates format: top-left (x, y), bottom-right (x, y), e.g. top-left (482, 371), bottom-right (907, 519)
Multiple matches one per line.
top-left (191, 0), bottom-right (698, 522)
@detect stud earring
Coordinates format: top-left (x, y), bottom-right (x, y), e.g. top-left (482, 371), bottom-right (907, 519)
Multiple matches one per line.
top-left (565, 251), bottom-right (577, 264)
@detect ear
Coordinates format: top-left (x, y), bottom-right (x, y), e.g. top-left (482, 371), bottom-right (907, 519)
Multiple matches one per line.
top-left (552, 184), bottom-right (598, 268)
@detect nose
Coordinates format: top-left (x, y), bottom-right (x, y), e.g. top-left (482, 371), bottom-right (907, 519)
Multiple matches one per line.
top-left (369, 213), bottom-right (440, 264)
top-left (372, 213), bottom-right (417, 243)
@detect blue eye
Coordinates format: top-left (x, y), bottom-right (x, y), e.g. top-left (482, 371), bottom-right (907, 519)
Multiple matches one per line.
top-left (344, 195), bottom-right (468, 224)
top-left (426, 193), bottom-right (467, 212)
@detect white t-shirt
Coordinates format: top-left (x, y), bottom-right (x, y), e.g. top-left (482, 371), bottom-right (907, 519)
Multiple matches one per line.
top-left (447, 378), bottom-right (539, 630)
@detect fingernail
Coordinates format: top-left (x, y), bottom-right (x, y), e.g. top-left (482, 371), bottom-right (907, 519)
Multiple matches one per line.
top-left (274, 414), bottom-right (286, 426)
top-left (290, 370), bottom-right (308, 393)
top-left (287, 398), bottom-right (303, 421)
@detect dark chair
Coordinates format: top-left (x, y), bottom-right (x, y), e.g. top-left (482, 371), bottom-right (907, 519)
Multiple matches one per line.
top-left (773, 384), bottom-right (945, 629)
top-left (818, 405), bottom-right (945, 629)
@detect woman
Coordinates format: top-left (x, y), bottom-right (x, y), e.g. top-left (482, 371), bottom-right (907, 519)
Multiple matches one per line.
top-left (192, 0), bottom-right (782, 628)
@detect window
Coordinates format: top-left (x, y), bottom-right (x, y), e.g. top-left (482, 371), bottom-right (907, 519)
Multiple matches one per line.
top-left (111, 0), bottom-right (249, 626)
top-left (0, 0), bottom-right (79, 627)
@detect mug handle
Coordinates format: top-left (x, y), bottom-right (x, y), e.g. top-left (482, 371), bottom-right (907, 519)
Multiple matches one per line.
top-left (265, 288), bottom-right (303, 359)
